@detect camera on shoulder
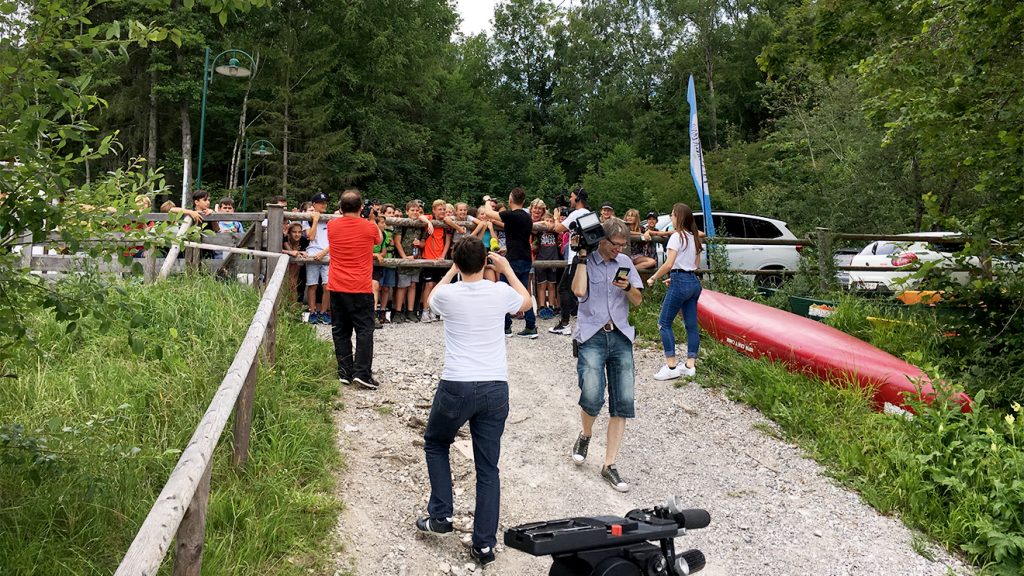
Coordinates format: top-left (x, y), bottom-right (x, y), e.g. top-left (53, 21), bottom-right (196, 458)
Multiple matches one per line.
top-left (360, 199), bottom-right (377, 219)
top-left (570, 211), bottom-right (606, 252)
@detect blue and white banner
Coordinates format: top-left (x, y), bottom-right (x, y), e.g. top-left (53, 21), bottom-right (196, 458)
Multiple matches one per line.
top-left (687, 74), bottom-right (716, 237)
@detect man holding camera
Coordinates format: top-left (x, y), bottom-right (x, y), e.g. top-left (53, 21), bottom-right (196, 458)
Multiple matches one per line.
top-left (415, 237), bottom-right (532, 566)
top-left (327, 189), bottom-right (383, 390)
top-left (569, 218), bottom-right (644, 492)
top-left (545, 188), bottom-right (591, 335)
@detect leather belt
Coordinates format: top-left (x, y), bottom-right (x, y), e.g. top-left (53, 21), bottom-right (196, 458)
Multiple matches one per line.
top-left (601, 321), bottom-right (616, 332)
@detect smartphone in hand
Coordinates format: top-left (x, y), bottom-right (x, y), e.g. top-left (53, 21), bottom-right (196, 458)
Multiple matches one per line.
top-left (614, 267), bottom-right (630, 283)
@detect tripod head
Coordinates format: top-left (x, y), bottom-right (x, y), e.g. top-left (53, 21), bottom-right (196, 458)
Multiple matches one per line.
top-left (505, 496), bottom-right (710, 576)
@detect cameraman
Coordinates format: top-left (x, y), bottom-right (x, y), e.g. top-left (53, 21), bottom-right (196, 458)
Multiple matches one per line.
top-left (544, 188), bottom-right (591, 335)
top-left (327, 189), bottom-right (383, 389)
top-left (569, 218), bottom-right (643, 492)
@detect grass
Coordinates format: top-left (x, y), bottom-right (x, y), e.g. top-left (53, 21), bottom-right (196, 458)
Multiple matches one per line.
top-left (0, 274), bottom-right (341, 575)
top-left (631, 283), bottom-right (1024, 575)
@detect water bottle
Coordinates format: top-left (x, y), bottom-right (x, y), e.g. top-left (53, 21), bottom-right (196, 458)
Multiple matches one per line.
top-left (412, 245), bottom-right (420, 258)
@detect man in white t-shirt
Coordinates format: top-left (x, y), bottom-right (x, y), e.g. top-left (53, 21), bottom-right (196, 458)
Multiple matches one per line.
top-left (544, 188), bottom-right (591, 335)
top-left (415, 237), bottom-right (531, 566)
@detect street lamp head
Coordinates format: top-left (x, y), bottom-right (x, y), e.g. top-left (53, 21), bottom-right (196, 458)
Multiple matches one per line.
top-left (253, 143), bottom-right (273, 157)
top-left (215, 57), bottom-right (251, 78)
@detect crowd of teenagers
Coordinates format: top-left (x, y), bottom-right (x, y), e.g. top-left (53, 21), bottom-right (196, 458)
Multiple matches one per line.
top-left (278, 188), bottom-right (676, 336)
top-left (188, 185), bottom-right (705, 566)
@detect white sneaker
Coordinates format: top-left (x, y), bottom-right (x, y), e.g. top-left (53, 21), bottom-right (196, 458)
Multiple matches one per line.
top-left (422, 309), bottom-right (435, 323)
top-left (653, 364), bottom-right (683, 381)
top-left (680, 364), bottom-right (696, 377)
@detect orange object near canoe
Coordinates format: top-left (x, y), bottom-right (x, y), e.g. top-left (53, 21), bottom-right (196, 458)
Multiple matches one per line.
top-left (697, 290), bottom-right (971, 413)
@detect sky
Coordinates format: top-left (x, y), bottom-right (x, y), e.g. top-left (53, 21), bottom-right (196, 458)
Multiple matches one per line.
top-left (455, 0), bottom-right (500, 36)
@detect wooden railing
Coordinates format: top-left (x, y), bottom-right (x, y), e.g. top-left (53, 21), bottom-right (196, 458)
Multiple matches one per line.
top-left (113, 241), bottom-right (288, 576)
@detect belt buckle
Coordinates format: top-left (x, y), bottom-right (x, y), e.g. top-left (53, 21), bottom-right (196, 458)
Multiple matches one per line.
top-left (602, 322), bottom-right (615, 332)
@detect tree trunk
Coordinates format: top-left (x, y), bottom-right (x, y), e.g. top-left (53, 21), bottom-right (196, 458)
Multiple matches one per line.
top-left (702, 40), bottom-right (717, 150)
top-left (282, 70), bottom-right (290, 197)
top-left (148, 68), bottom-right (158, 167)
top-left (181, 103), bottom-right (192, 206)
top-left (229, 85), bottom-right (251, 190)
top-left (911, 156), bottom-right (924, 231)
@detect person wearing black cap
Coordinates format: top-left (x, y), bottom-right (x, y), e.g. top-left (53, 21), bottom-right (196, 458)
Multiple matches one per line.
top-left (544, 188), bottom-right (591, 335)
top-left (304, 192), bottom-right (331, 324)
top-left (600, 202), bottom-right (615, 222)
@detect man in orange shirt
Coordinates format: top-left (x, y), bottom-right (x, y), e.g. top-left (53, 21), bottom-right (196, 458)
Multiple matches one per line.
top-left (328, 189), bottom-right (384, 390)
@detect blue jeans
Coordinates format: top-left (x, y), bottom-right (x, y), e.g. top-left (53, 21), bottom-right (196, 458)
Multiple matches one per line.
top-left (423, 379), bottom-right (509, 550)
top-left (658, 271), bottom-right (702, 359)
top-left (577, 330), bottom-right (636, 418)
top-left (502, 259), bottom-right (536, 330)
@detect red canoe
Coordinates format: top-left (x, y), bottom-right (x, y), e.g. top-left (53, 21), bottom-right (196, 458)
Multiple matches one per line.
top-left (696, 290), bottom-right (971, 413)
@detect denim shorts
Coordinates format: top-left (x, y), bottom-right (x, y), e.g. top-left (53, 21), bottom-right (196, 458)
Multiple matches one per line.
top-left (305, 263), bottom-right (328, 285)
top-left (576, 329), bottom-right (636, 418)
top-left (380, 267), bottom-right (397, 288)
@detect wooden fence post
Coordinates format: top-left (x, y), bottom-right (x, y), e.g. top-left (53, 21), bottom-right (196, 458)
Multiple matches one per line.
top-left (816, 227), bottom-right (832, 291)
top-left (171, 461), bottom-right (212, 576)
top-left (143, 247), bottom-right (158, 284)
top-left (264, 298), bottom-right (278, 365)
top-left (231, 358), bottom-right (259, 468)
top-left (20, 232), bottom-right (33, 270)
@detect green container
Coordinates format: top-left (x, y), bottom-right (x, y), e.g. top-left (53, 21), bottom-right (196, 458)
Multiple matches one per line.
top-left (789, 295), bottom-right (838, 321)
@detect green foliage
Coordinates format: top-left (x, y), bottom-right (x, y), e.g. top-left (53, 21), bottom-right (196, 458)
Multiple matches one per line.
top-left (0, 275), bottom-right (340, 574)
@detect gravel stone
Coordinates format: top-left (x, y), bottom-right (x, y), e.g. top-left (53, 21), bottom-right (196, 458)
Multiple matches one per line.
top-left (326, 321), bottom-right (971, 575)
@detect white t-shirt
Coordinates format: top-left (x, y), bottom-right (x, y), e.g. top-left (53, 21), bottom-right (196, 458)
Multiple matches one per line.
top-left (303, 219), bottom-right (330, 253)
top-left (429, 280), bottom-right (526, 382)
top-left (561, 208), bottom-right (592, 262)
top-left (667, 231), bottom-right (698, 271)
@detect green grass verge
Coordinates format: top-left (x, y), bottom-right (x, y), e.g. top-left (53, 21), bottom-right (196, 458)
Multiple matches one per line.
top-left (631, 285), bottom-right (1024, 575)
top-left (0, 274), bottom-right (341, 575)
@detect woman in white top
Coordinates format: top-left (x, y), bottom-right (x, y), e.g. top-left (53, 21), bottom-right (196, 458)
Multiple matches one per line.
top-left (646, 203), bottom-right (704, 380)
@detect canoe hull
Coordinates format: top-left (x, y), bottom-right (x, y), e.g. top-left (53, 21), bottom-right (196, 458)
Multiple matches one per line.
top-left (695, 290), bottom-right (971, 413)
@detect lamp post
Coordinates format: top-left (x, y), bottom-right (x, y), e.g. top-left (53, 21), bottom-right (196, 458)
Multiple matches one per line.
top-left (242, 139), bottom-right (276, 211)
top-left (189, 47), bottom-right (256, 207)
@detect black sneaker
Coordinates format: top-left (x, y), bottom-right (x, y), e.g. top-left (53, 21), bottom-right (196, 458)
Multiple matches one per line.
top-left (410, 311), bottom-right (420, 323)
top-left (337, 372), bottom-right (351, 386)
top-left (393, 311), bottom-right (406, 324)
top-left (571, 433), bottom-right (590, 465)
top-left (516, 327), bottom-right (539, 339)
top-left (415, 516), bottom-right (453, 534)
top-left (373, 316), bottom-right (383, 329)
top-left (504, 326), bottom-right (513, 338)
top-left (601, 465), bottom-right (630, 493)
top-left (353, 376), bottom-right (380, 390)
top-left (470, 545), bottom-right (496, 565)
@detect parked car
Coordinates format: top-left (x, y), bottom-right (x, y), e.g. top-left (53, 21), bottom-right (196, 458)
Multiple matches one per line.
top-left (845, 232), bottom-right (976, 291)
top-left (653, 211), bottom-right (802, 287)
top-left (833, 247), bottom-right (861, 289)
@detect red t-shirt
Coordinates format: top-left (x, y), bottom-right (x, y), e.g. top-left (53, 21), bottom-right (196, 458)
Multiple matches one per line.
top-left (422, 216), bottom-right (449, 260)
top-left (327, 216), bottom-right (382, 293)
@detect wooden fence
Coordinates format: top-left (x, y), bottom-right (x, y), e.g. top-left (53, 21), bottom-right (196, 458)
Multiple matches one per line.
top-left (108, 241), bottom-right (287, 576)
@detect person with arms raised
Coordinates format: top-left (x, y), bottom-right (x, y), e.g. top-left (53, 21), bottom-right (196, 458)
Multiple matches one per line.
top-left (415, 237), bottom-right (531, 566)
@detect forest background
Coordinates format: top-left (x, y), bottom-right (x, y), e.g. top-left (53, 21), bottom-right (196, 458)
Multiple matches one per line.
top-left (22, 0), bottom-right (1021, 241)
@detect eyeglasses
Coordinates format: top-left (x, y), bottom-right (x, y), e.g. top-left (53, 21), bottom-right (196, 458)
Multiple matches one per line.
top-left (607, 239), bottom-right (627, 249)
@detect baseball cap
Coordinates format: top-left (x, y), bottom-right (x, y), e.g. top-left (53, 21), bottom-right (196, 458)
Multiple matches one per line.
top-left (601, 202), bottom-right (614, 210)
top-left (310, 192), bottom-right (328, 204)
top-left (646, 211), bottom-right (658, 219)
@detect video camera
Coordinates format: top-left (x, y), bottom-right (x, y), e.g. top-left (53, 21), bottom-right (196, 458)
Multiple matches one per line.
top-left (570, 211), bottom-right (607, 252)
top-left (505, 496), bottom-right (710, 576)
top-left (360, 199), bottom-right (378, 219)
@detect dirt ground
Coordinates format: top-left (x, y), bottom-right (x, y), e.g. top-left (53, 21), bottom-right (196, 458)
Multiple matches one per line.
top-left (324, 320), bottom-right (969, 576)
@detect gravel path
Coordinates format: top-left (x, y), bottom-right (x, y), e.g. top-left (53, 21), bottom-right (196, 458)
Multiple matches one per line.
top-left (324, 318), bottom-right (970, 576)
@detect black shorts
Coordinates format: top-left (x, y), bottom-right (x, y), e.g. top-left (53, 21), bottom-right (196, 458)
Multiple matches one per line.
top-left (535, 265), bottom-right (558, 284)
top-left (421, 267), bottom-right (445, 284)
top-left (372, 265), bottom-right (383, 281)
